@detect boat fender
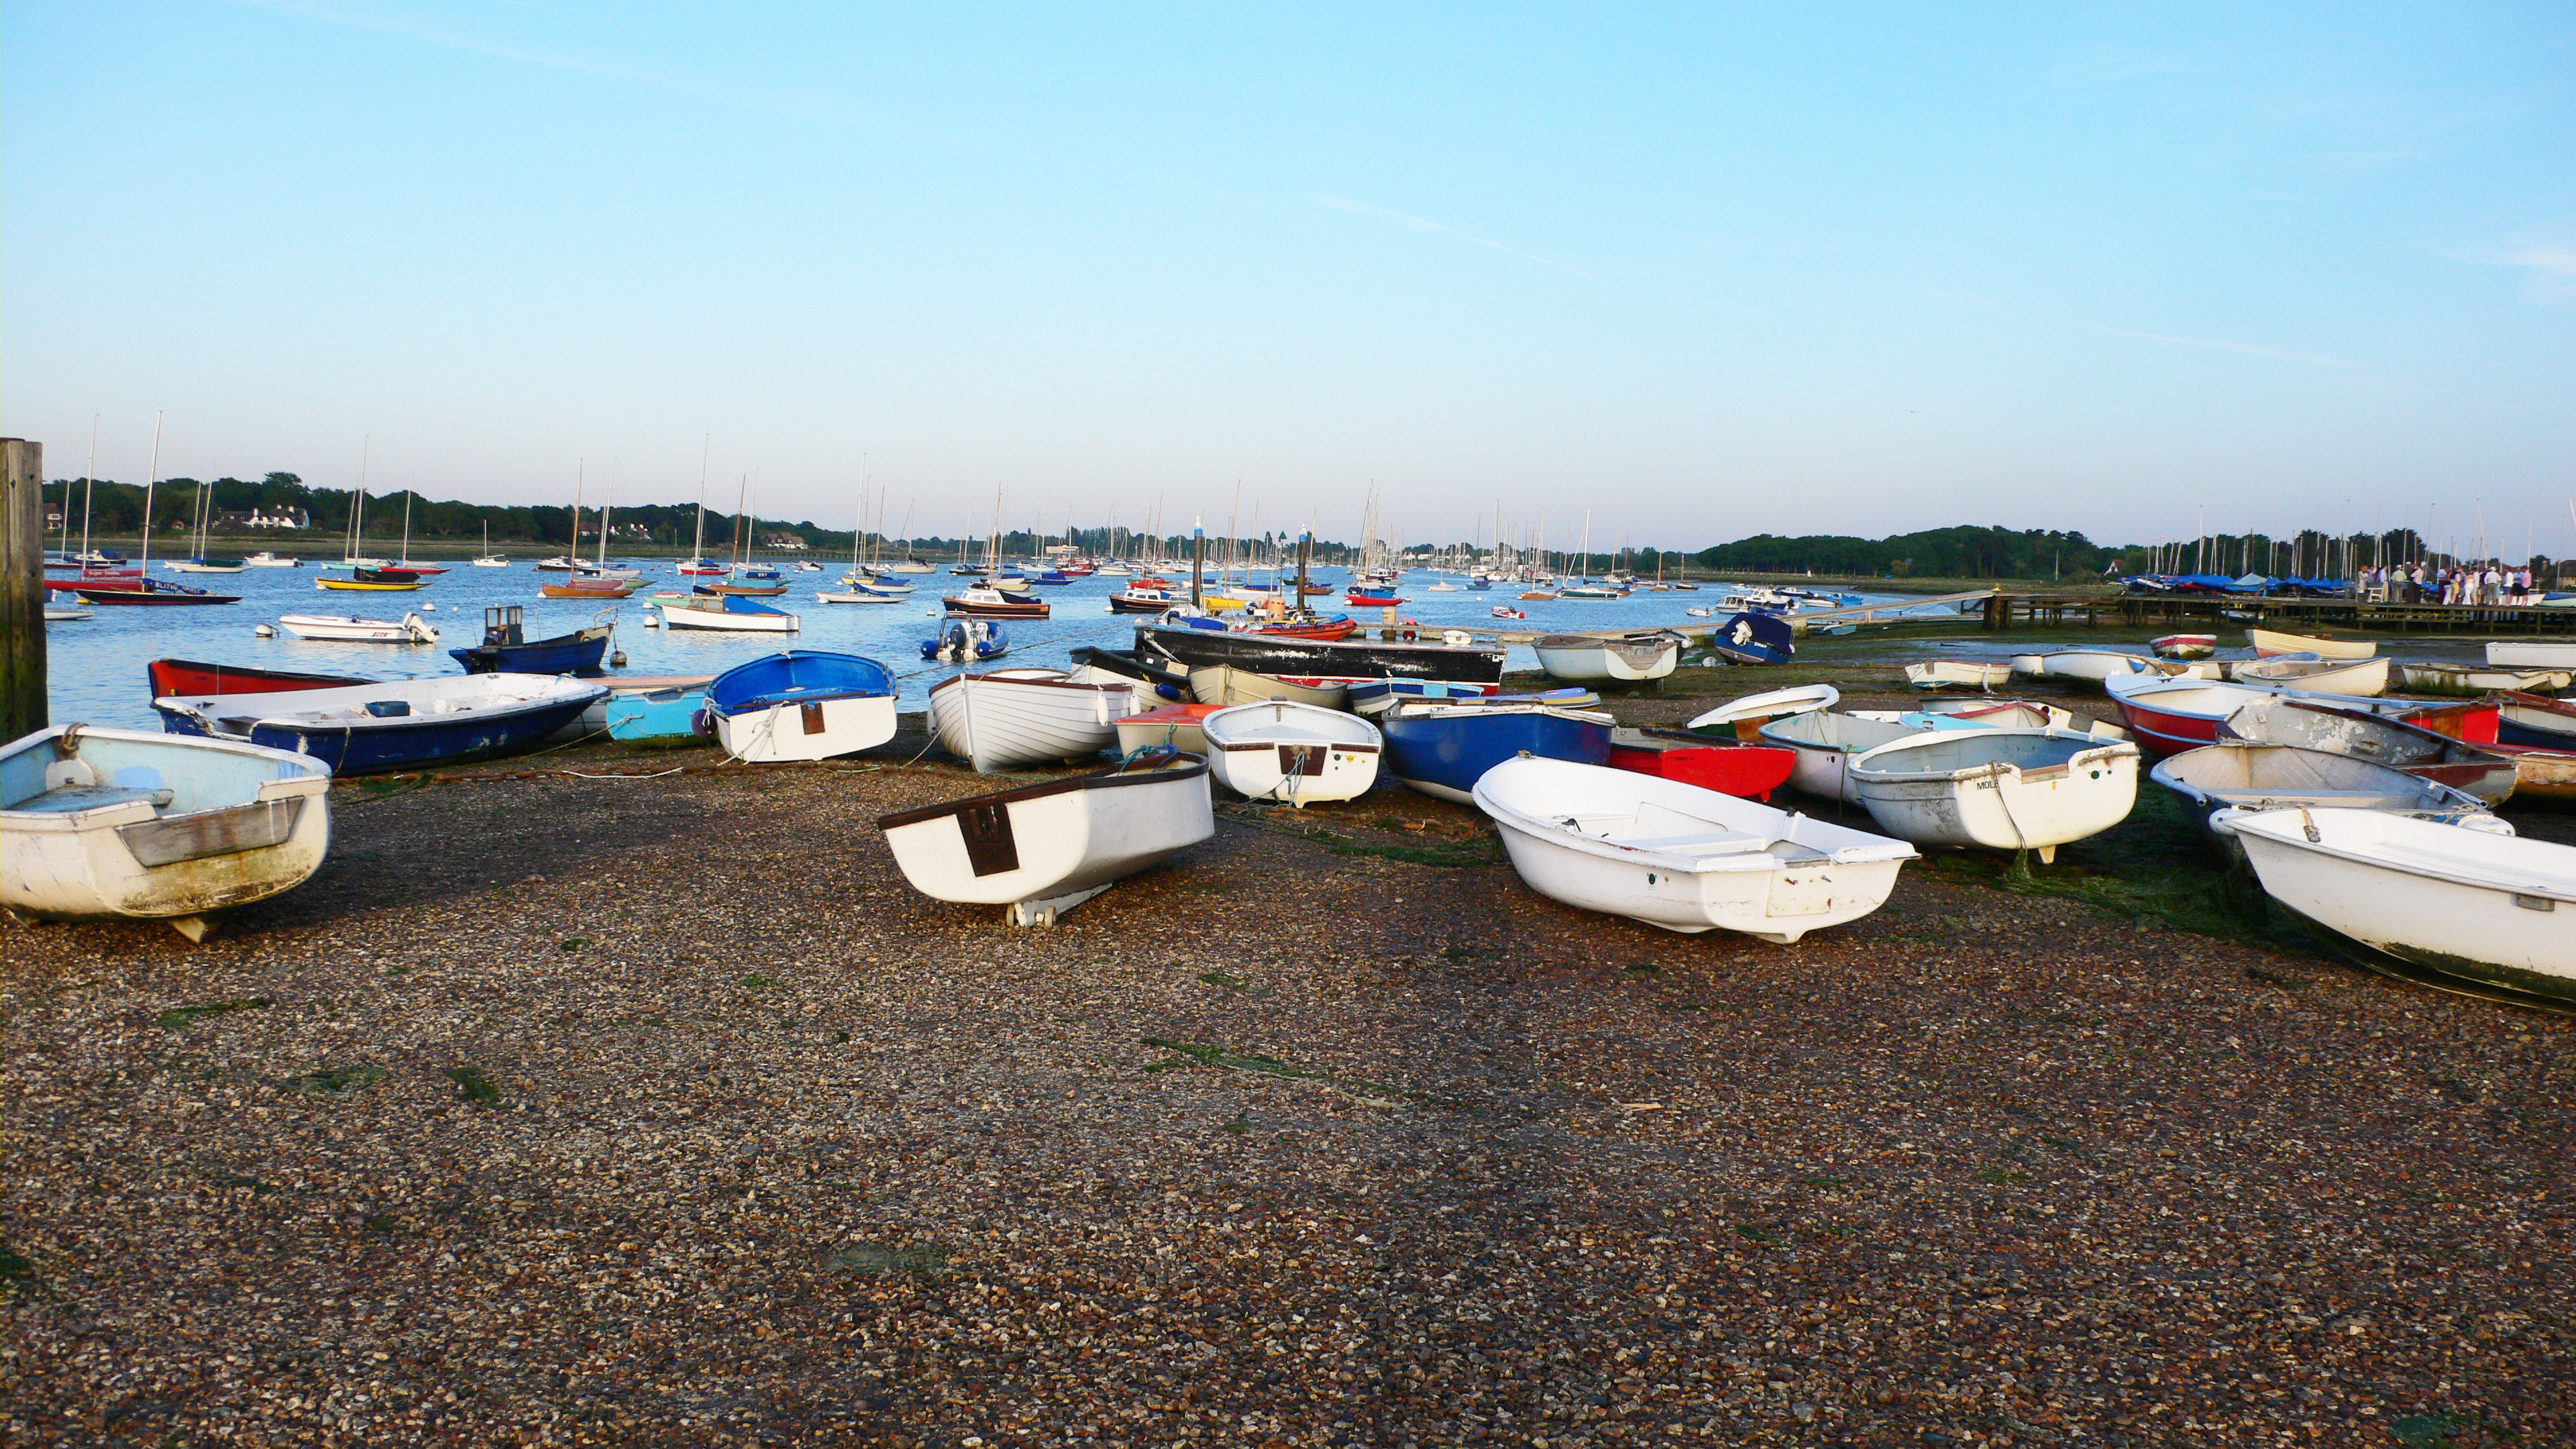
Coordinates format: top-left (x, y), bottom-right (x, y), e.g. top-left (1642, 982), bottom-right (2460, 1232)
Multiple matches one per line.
top-left (691, 708), bottom-right (715, 739)
top-left (255, 625), bottom-right (275, 637)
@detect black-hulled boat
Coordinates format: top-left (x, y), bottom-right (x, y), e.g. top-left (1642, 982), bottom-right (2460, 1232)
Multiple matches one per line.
top-left (72, 578), bottom-right (241, 606)
top-left (1134, 623), bottom-right (1505, 684)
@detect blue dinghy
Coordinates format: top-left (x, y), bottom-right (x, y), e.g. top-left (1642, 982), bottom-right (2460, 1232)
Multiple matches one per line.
top-left (1379, 702), bottom-right (1615, 803)
top-left (704, 651), bottom-right (898, 763)
top-left (1705, 610), bottom-right (1796, 666)
top-left (152, 674), bottom-right (608, 775)
top-left (605, 687), bottom-right (709, 742)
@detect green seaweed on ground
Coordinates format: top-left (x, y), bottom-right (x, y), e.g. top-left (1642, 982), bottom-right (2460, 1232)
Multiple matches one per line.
top-left (155, 998), bottom-right (272, 1032)
top-left (280, 1063), bottom-right (388, 1097)
top-left (0, 1239), bottom-right (34, 1283)
top-left (824, 1242), bottom-right (949, 1278)
top-left (1197, 971), bottom-right (1269, 994)
top-left (2389, 1413), bottom-right (2472, 1448)
top-left (1140, 1036), bottom-right (1423, 1105)
top-left (443, 1066), bottom-right (502, 1106)
top-left (741, 973), bottom-right (777, 989)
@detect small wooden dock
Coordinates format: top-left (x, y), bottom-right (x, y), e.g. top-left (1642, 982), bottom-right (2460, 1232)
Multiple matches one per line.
top-left (1978, 592), bottom-right (2576, 636)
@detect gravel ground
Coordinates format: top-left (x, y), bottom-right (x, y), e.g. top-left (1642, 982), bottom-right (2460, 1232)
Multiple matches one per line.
top-left (4, 674), bottom-right (2570, 1447)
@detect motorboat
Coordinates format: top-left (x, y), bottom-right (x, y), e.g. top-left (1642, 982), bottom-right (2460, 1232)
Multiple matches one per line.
top-left (1532, 630), bottom-right (1684, 684)
top-left (152, 674), bottom-right (608, 775)
top-left (447, 604), bottom-right (611, 674)
top-left (1684, 685), bottom-right (1840, 741)
top-left (704, 651), bottom-right (898, 763)
top-left (1, 723), bottom-right (333, 940)
top-left (1186, 665), bottom-right (1352, 711)
top-left (2150, 741), bottom-right (2504, 863)
top-left (2248, 629), bottom-right (2375, 659)
top-left (2218, 698), bottom-right (2520, 804)
top-left (1472, 755), bottom-right (1915, 943)
top-left (1379, 701), bottom-right (1614, 803)
top-left (920, 617), bottom-right (1010, 662)
top-left (278, 612), bottom-right (439, 644)
top-left (1905, 661), bottom-right (2012, 691)
top-left (244, 552), bottom-right (301, 568)
top-left (2232, 655), bottom-right (2390, 696)
top-left (877, 749), bottom-right (1215, 926)
top-left (943, 587), bottom-right (1051, 619)
top-left (1115, 704), bottom-right (1222, 757)
top-left (1754, 711), bottom-right (1933, 804)
top-left (655, 594), bottom-right (800, 632)
top-left (1845, 729), bottom-right (2141, 863)
top-left (1201, 700), bottom-right (1383, 806)
top-left (1606, 728), bottom-right (1794, 800)
top-left (926, 668), bottom-right (1142, 773)
top-left (2228, 808), bottom-right (2575, 1006)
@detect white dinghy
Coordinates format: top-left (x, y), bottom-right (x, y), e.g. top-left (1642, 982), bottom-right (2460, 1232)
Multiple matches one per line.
top-left (2487, 641), bottom-right (2576, 670)
top-left (877, 749), bottom-right (1216, 926)
top-left (927, 668), bottom-right (1142, 773)
top-left (2, 724), bottom-right (332, 940)
top-left (2231, 655), bottom-right (2390, 696)
top-left (277, 611), bottom-right (437, 643)
top-left (2229, 808), bottom-right (2576, 1006)
top-left (1905, 660), bottom-right (2012, 691)
top-left (1684, 684), bottom-right (1839, 739)
top-left (1754, 711), bottom-right (1929, 802)
top-left (1201, 700), bottom-right (1382, 806)
top-left (1531, 630), bottom-right (1684, 684)
top-left (1185, 665), bottom-right (1353, 711)
top-left (1846, 728), bottom-right (2140, 863)
top-left (1472, 755), bottom-right (1915, 943)
top-left (704, 651), bottom-right (898, 763)
top-left (2150, 741), bottom-right (2505, 864)
top-left (2035, 649), bottom-right (2153, 682)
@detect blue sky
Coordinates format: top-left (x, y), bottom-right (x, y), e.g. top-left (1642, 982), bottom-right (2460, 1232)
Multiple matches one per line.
top-left (7, 3), bottom-right (2573, 555)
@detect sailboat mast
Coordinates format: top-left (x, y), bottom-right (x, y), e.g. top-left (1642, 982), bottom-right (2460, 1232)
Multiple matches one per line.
top-left (138, 411), bottom-right (164, 570)
top-left (78, 414), bottom-right (99, 563)
top-left (692, 433), bottom-right (710, 564)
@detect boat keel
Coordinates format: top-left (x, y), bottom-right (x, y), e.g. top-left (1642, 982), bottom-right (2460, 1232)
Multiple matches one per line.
top-left (1007, 885), bottom-right (1115, 928)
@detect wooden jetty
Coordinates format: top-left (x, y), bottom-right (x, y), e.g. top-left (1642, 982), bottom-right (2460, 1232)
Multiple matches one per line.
top-left (1491, 588), bottom-right (2000, 646)
top-left (1976, 591), bottom-right (2576, 637)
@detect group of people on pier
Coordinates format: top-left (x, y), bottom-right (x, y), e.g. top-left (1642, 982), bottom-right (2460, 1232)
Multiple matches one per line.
top-left (2365, 561), bottom-right (2546, 606)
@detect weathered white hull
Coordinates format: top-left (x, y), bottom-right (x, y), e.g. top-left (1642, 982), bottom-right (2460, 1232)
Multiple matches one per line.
top-left (2249, 629), bottom-right (2375, 659)
top-left (1848, 729), bottom-right (2140, 863)
top-left (1472, 756), bottom-right (1915, 943)
top-left (2230, 809), bottom-right (2575, 1004)
top-left (2400, 663), bottom-right (2570, 697)
top-left (1186, 665), bottom-right (1353, 710)
top-left (714, 695), bottom-right (898, 763)
top-left (2, 726), bottom-right (331, 934)
top-left (1756, 712), bottom-right (1925, 803)
top-left (878, 755), bottom-right (1216, 924)
top-left (1201, 700), bottom-right (1383, 806)
top-left (1531, 633), bottom-right (1680, 683)
top-left (2233, 656), bottom-right (2390, 696)
top-left (2487, 641), bottom-right (2576, 670)
top-left (2038, 651), bottom-right (2150, 682)
top-left (1906, 661), bottom-right (2012, 690)
top-left (928, 670), bottom-right (1137, 773)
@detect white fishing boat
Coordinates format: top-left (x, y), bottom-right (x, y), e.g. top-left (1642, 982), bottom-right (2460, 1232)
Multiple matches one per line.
top-left (276, 611), bottom-right (438, 643)
top-left (1845, 729), bottom-right (2140, 863)
top-left (2228, 809), bottom-right (2576, 1006)
top-left (2487, 641), bottom-right (2576, 670)
top-left (877, 750), bottom-right (1216, 926)
top-left (2397, 662), bottom-right (2569, 697)
top-left (1201, 700), bottom-right (1383, 806)
top-left (653, 594), bottom-right (800, 632)
top-left (243, 551), bottom-right (301, 568)
top-left (1472, 755), bottom-right (1915, 943)
top-left (2151, 741), bottom-right (2504, 863)
top-left (2248, 629), bottom-right (2375, 659)
top-left (1185, 665), bottom-right (1353, 710)
top-left (926, 668), bottom-right (1142, 773)
top-left (1683, 684), bottom-right (1840, 739)
top-left (1530, 630), bottom-right (1684, 684)
top-left (1905, 660), bottom-right (2012, 691)
top-left (2232, 655), bottom-right (2390, 696)
top-left (1754, 711), bottom-right (1928, 802)
top-left (2, 723), bottom-right (333, 940)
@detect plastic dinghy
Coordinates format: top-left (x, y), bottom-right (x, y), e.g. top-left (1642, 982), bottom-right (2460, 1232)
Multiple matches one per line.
top-left (1846, 729), bottom-right (2140, 863)
top-left (1201, 700), bottom-right (1382, 806)
top-left (878, 749), bottom-right (1214, 926)
top-left (1752, 711), bottom-right (1928, 804)
top-left (2218, 698), bottom-right (2520, 805)
top-left (2151, 741), bottom-right (2504, 864)
top-left (152, 674), bottom-right (607, 775)
top-left (706, 651), bottom-right (897, 762)
top-left (1472, 755), bottom-right (1915, 943)
top-left (927, 669), bottom-right (1142, 773)
top-left (2, 724), bottom-right (331, 938)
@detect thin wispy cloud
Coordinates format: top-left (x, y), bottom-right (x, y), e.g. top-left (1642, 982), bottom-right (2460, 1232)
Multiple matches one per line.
top-left (1307, 195), bottom-right (1599, 282)
top-left (2501, 244), bottom-right (2576, 301)
top-left (1929, 288), bottom-right (2355, 367)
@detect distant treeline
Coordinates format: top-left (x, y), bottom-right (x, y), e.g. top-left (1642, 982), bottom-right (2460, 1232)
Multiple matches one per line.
top-left (52, 476), bottom-right (2527, 578)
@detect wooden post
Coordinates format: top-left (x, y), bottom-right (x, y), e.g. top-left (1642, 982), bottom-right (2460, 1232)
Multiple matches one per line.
top-left (1, 439), bottom-right (44, 739)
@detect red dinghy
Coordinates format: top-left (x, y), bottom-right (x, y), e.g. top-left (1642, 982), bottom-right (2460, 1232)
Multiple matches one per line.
top-left (1606, 727), bottom-right (1795, 800)
top-left (44, 568), bottom-right (142, 592)
top-left (1250, 615), bottom-right (1358, 641)
top-left (1346, 592), bottom-right (1404, 608)
top-left (147, 658), bottom-right (368, 699)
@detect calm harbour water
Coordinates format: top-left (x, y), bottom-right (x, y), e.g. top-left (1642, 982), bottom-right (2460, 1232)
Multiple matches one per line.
top-left (41, 560), bottom-right (1941, 732)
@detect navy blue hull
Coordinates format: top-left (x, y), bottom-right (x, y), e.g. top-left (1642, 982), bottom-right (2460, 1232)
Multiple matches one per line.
top-left (1380, 710), bottom-right (1611, 802)
top-left (449, 633), bottom-right (610, 674)
top-left (158, 694), bottom-right (600, 774)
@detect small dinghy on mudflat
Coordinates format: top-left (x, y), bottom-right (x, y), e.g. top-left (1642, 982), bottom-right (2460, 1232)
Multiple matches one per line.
top-left (2219, 698), bottom-right (2520, 805)
top-left (1201, 700), bottom-right (1382, 806)
top-left (153, 674), bottom-right (608, 775)
top-left (877, 749), bottom-right (1216, 926)
top-left (2229, 808), bottom-right (2576, 1006)
top-left (1116, 703), bottom-right (1222, 757)
top-left (1906, 660), bottom-right (2012, 691)
top-left (928, 668), bottom-right (1142, 773)
top-left (1685, 684), bottom-right (1839, 740)
top-left (1606, 728), bottom-right (1794, 800)
top-left (1846, 728), bottom-right (2140, 863)
top-left (2, 724), bottom-right (332, 939)
top-left (2151, 741), bottom-right (2504, 863)
top-left (2232, 655), bottom-right (2390, 696)
top-left (1380, 701), bottom-right (1614, 802)
top-left (1532, 629), bottom-right (1684, 684)
top-left (1472, 755), bottom-right (1915, 942)
top-left (705, 651), bottom-right (897, 762)
top-left (1754, 711), bottom-right (1929, 803)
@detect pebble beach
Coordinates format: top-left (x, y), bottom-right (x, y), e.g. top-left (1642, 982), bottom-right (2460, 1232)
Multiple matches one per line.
top-left (3, 665), bottom-right (2569, 1448)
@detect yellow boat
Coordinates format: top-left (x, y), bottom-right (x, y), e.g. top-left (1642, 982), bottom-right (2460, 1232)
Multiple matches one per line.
top-left (2246, 627), bottom-right (2375, 660)
top-left (315, 578), bottom-right (425, 592)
